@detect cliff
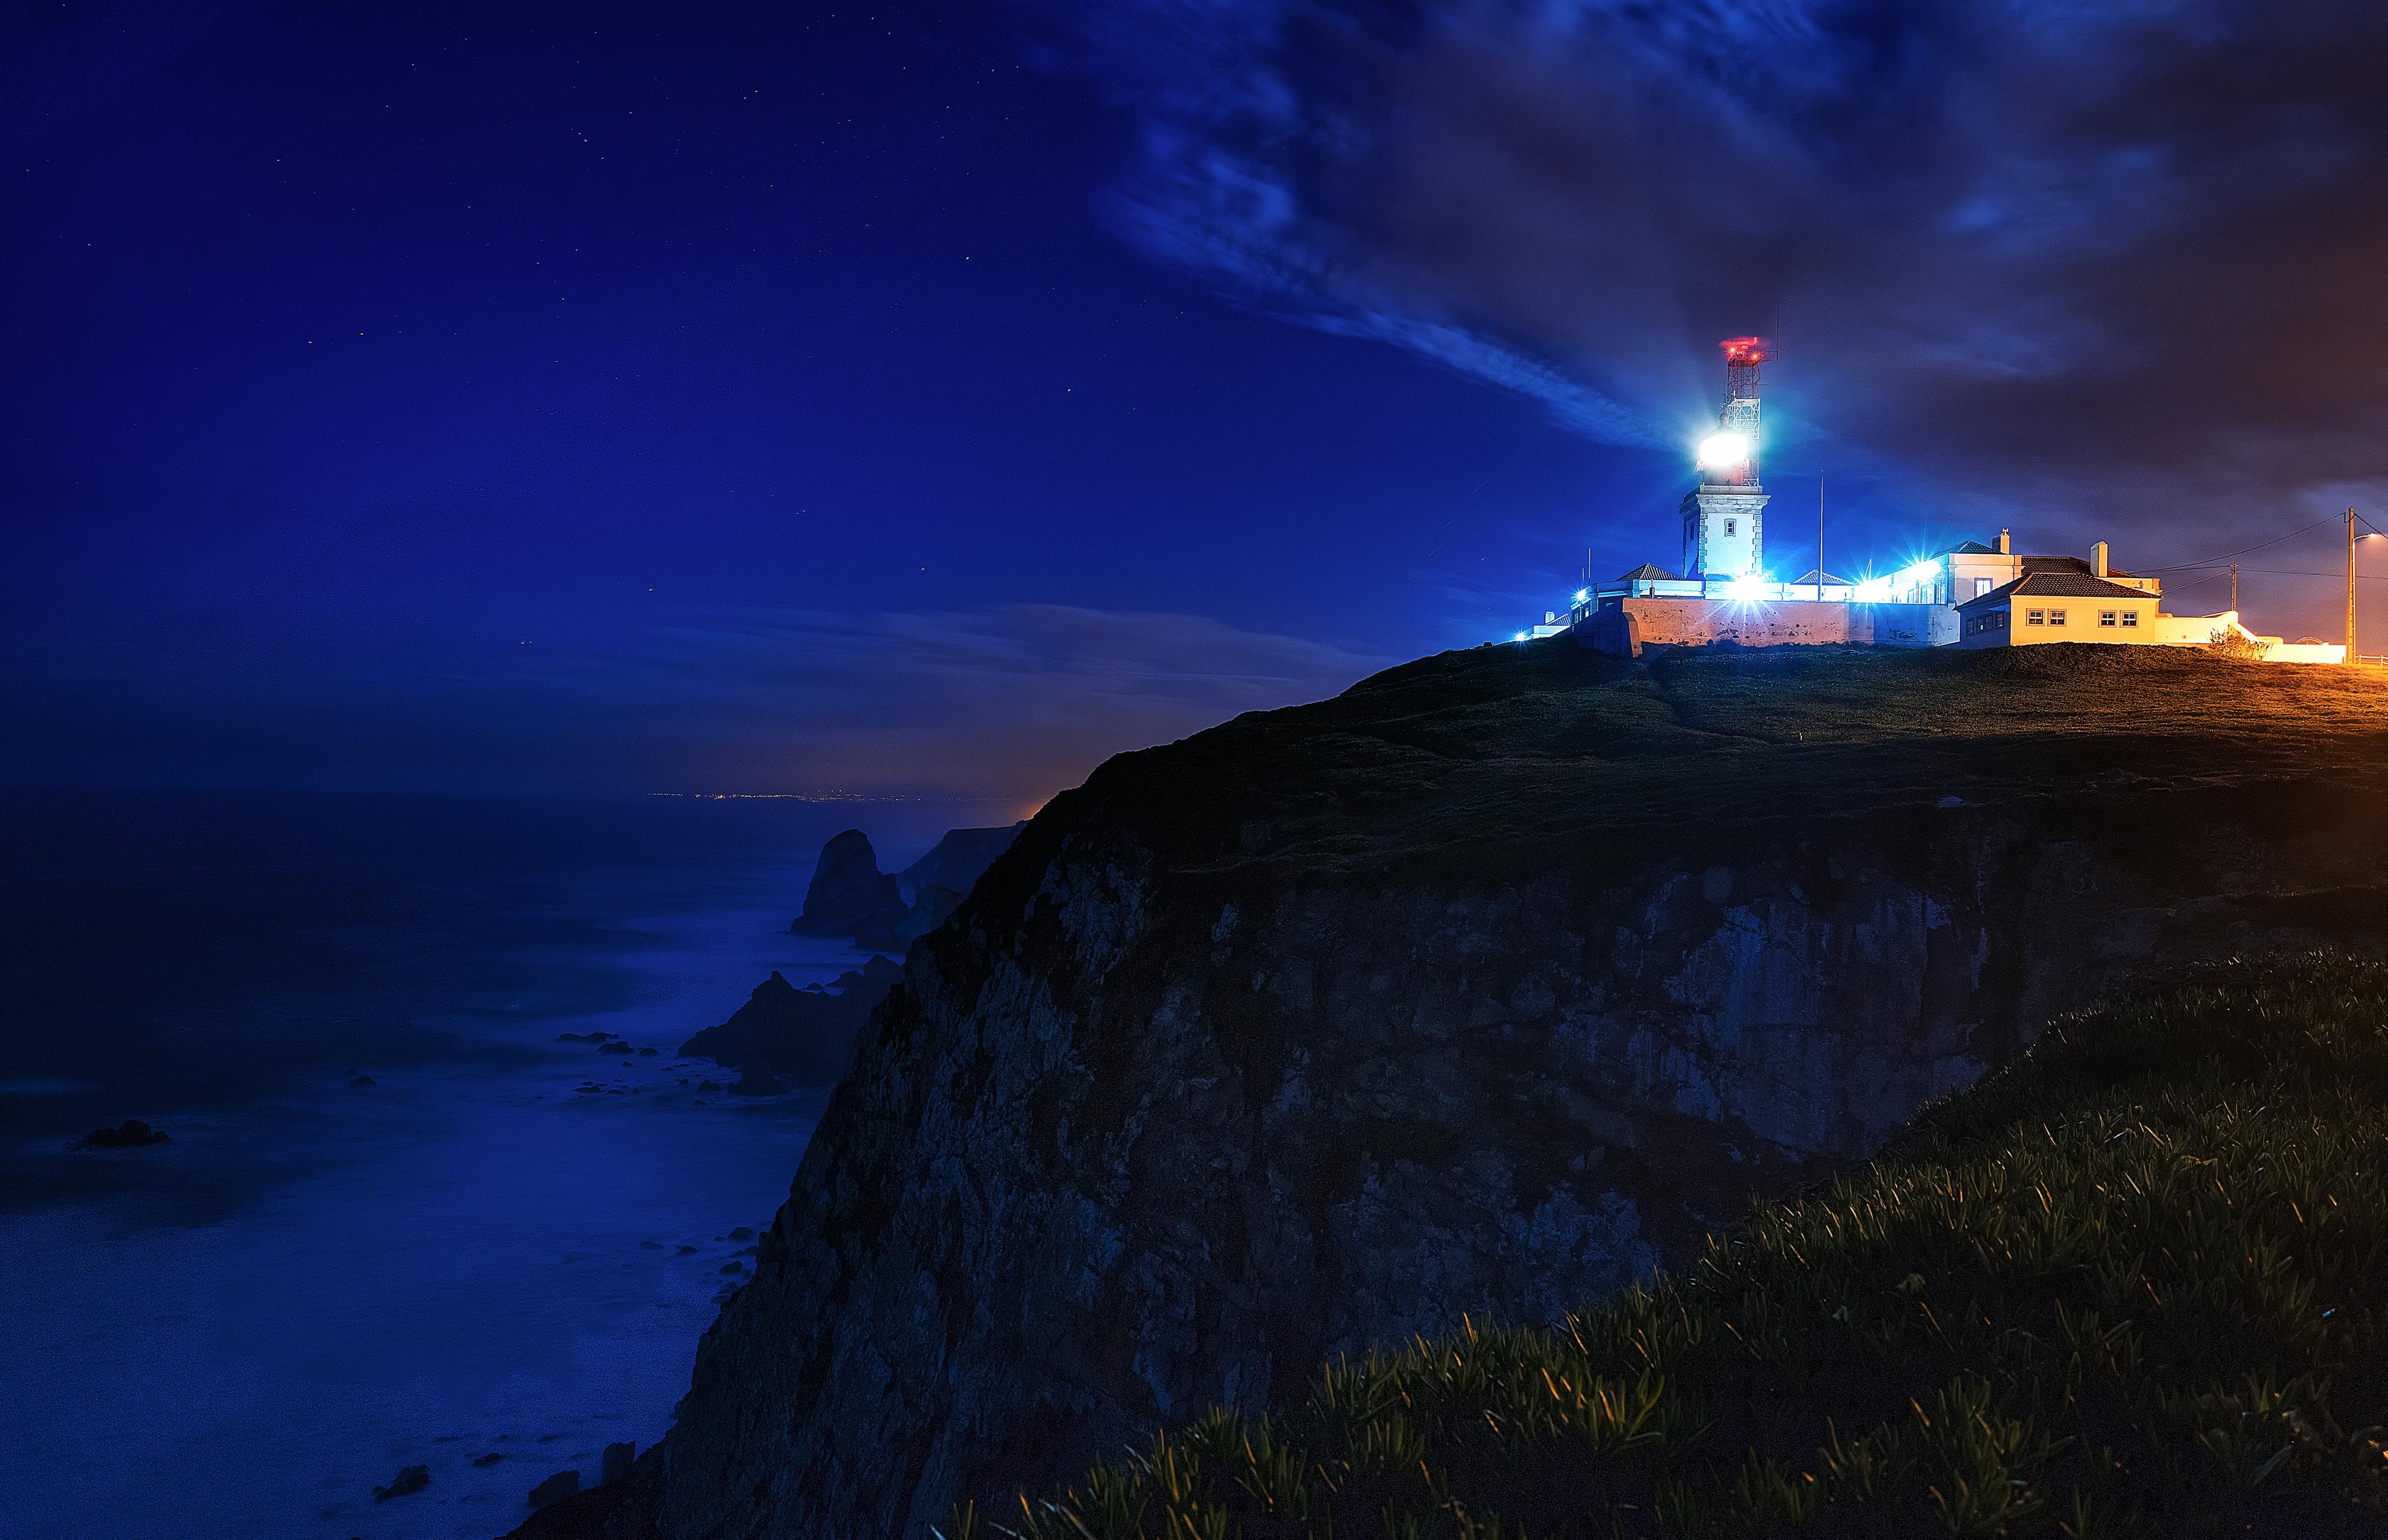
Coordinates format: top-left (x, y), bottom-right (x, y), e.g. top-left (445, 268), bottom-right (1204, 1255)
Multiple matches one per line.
top-left (544, 642), bottom-right (2388, 1539)
top-left (986, 949), bottom-right (2388, 1537)
top-left (897, 823), bottom-right (1026, 900)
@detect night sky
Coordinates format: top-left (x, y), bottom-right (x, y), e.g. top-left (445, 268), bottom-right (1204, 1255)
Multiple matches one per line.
top-left (9, 1), bottom-right (2388, 805)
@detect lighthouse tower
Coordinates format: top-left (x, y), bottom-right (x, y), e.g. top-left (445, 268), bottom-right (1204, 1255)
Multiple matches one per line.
top-left (1679, 338), bottom-right (1771, 586)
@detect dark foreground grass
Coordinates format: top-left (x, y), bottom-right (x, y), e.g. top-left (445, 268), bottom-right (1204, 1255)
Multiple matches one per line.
top-left (948, 952), bottom-right (2388, 1539)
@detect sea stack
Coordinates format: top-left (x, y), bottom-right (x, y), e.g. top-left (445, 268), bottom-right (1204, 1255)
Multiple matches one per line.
top-left (788, 829), bottom-right (908, 940)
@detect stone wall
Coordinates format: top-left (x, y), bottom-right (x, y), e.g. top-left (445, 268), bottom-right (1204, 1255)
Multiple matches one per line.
top-left (1583, 597), bottom-right (1941, 653)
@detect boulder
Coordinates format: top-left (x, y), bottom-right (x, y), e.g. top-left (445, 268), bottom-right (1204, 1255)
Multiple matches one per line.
top-left (601, 1442), bottom-right (636, 1486)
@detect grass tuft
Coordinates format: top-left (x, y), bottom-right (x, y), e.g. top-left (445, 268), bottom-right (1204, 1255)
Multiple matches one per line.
top-left (940, 951), bottom-right (2388, 1539)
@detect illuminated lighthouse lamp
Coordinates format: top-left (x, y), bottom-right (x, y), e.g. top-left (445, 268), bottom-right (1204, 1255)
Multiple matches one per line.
top-left (1696, 431), bottom-right (1749, 471)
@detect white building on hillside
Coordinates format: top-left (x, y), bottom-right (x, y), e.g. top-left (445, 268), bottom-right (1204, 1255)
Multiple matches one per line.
top-left (1867, 530), bottom-right (2160, 608)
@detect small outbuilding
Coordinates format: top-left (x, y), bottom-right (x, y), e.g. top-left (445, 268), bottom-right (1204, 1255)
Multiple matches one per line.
top-left (1955, 573), bottom-right (2162, 647)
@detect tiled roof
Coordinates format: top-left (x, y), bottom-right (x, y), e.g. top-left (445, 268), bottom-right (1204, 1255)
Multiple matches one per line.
top-left (1615, 563), bottom-right (1677, 581)
top-left (1956, 573), bottom-right (2163, 610)
top-left (1787, 569), bottom-right (1852, 586)
top-left (2015, 555), bottom-right (2143, 579)
top-left (1943, 540), bottom-right (1997, 555)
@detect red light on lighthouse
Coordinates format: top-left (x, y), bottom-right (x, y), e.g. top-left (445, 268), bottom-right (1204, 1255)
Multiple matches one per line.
top-left (1720, 336), bottom-right (1769, 366)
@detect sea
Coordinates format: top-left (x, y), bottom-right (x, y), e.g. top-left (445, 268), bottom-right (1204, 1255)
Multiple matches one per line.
top-left (0, 786), bottom-right (1005, 1540)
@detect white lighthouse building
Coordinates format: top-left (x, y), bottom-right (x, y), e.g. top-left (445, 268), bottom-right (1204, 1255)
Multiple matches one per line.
top-left (1534, 331), bottom-right (2344, 663)
top-left (1679, 337), bottom-right (1770, 583)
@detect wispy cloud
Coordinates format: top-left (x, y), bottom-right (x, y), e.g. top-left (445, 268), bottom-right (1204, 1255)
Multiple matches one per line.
top-left (1033, 0), bottom-right (2388, 547)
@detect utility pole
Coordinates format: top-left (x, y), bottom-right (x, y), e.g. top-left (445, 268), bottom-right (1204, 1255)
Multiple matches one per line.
top-left (2230, 563), bottom-right (2238, 614)
top-left (2349, 507), bottom-right (2359, 662)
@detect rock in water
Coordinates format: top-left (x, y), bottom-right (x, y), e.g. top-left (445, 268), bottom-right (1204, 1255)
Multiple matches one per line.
top-left (789, 829), bottom-right (908, 939)
top-left (724, 1067), bottom-right (780, 1098)
top-left (641, 645), bottom-right (2388, 1540)
top-left (371, 1465), bottom-right (429, 1502)
top-left (678, 961), bottom-right (900, 1084)
top-left (68, 1120), bottom-right (170, 1150)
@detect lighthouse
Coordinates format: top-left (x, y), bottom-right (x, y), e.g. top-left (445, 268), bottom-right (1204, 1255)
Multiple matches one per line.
top-left (1679, 338), bottom-right (1771, 586)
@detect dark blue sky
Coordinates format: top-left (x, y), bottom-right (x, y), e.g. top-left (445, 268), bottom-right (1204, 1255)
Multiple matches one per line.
top-left (7, 1), bottom-right (2386, 803)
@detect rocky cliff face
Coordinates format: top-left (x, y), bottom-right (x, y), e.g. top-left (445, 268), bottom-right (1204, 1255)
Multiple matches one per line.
top-left (897, 823), bottom-right (1025, 898)
top-left (606, 645), bottom-right (2388, 1540)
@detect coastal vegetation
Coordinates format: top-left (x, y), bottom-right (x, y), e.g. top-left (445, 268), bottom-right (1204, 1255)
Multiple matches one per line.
top-left (955, 951), bottom-right (2388, 1538)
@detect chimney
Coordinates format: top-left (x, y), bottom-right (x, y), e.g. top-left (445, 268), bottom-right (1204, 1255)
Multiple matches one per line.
top-left (2091, 540), bottom-right (2109, 578)
top-left (1995, 528), bottom-right (2011, 555)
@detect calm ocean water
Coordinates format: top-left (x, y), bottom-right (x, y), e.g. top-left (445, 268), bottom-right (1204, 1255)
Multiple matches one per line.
top-left (0, 787), bottom-right (999, 1539)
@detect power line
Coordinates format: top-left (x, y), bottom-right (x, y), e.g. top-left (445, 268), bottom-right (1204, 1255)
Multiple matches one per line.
top-left (2139, 515), bottom-right (2339, 573)
top-left (2170, 565), bottom-right (2388, 584)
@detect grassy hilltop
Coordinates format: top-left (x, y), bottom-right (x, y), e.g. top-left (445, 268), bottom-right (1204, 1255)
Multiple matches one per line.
top-left (1044, 640), bottom-right (2388, 890)
top-left (956, 950), bottom-right (2388, 1539)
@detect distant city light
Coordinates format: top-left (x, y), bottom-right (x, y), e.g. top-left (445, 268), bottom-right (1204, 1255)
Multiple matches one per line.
top-left (1696, 431), bottom-right (1749, 469)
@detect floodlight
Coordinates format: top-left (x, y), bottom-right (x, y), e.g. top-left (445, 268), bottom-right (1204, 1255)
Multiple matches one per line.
top-left (1696, 432), bottom-right (1748, 469)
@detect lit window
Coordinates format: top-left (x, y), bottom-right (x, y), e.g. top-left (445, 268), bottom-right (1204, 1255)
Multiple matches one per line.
top-left (2121, 611), bottom-right (2139, 628)
top-left (1974, 578), bottom-right (1993, 597)
top-left (2025, 609), bottom-right (2044, 625)
top-left (2049, 609), bottom-right (2067, 627)
top-left (2099, 611), bottom-right (2117, 627)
